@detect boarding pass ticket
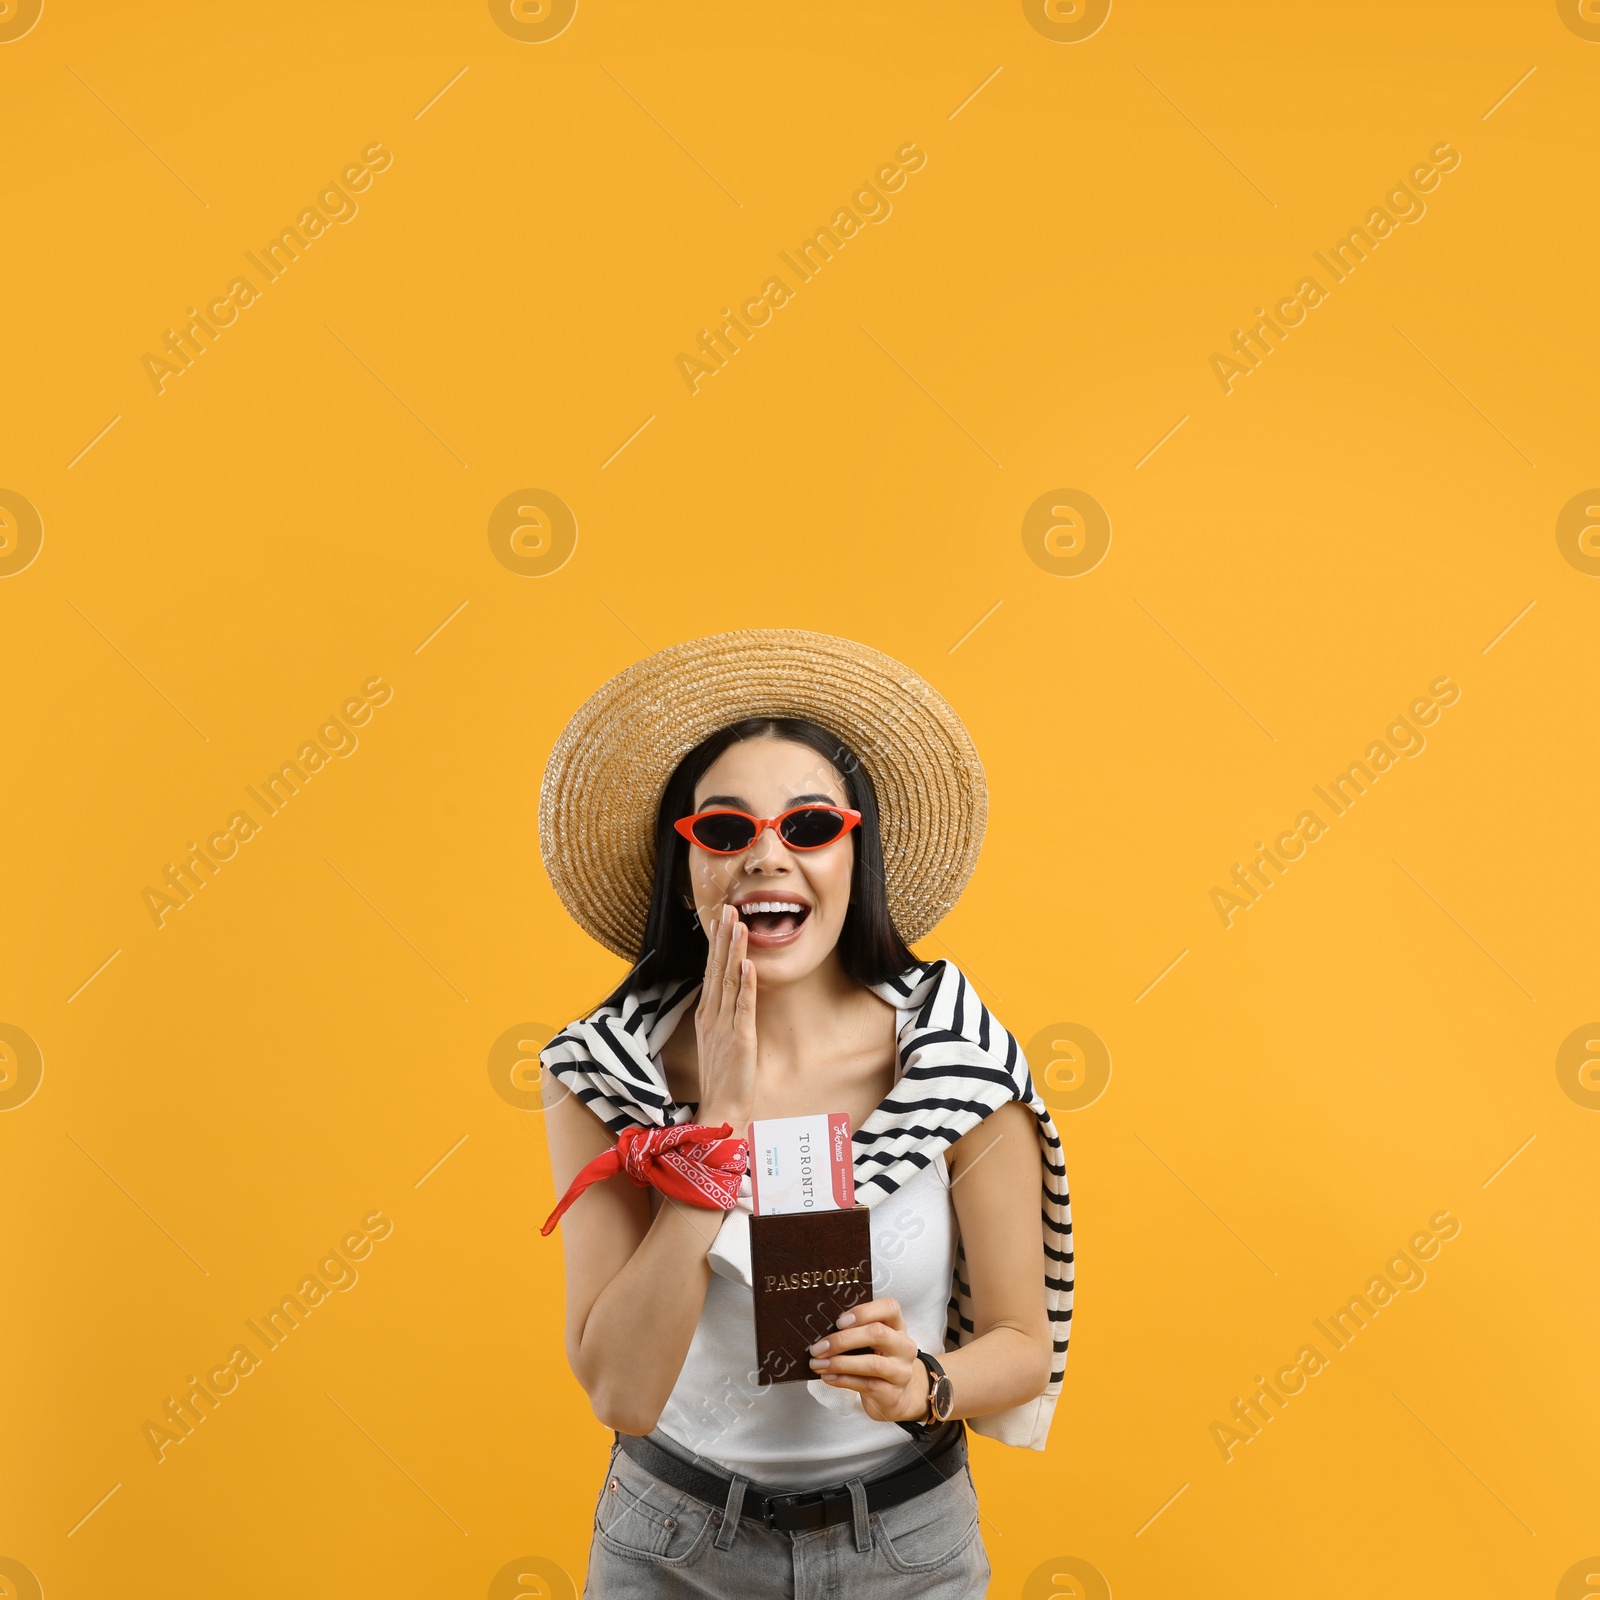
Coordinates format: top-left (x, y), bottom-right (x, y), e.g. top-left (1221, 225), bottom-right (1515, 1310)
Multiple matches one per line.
top-left (745, 1111), bottom-right (855, 1215)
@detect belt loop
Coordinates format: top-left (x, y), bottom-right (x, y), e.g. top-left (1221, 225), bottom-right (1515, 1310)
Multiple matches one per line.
top-left (714, 1474), bottom-right (747, 1550)
top-left (846, 1476), bottom-right (870, 1553)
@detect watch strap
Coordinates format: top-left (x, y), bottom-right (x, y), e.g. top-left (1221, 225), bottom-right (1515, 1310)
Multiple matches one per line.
top-left (918, 1350), bottom-right (951, 1421)
top-left (895, 1350), bottom-right (946, 1438)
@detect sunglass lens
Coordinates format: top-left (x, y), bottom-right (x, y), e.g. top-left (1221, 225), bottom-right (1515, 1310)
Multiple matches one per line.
top-left (691, 813), bottom-right (757, 852)
top-left (779, 808), bottom-right (846, 848)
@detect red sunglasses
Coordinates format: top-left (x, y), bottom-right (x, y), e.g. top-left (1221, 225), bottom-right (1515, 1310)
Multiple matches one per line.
top-left (674, 804), bottom-right (862, 856)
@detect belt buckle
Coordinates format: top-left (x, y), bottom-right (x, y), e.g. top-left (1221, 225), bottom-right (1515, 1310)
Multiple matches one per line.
top-left (761, 1490), bottom-right (813, 1529)
top-left (760, 1485), bottom-right (848, 1529)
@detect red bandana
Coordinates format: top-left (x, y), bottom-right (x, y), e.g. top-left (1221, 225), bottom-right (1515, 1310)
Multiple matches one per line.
top-left (540, 1123), bottom-right (749, 1236)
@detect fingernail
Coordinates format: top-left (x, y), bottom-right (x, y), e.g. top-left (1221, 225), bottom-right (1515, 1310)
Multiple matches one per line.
top-left (810, 1358), bottom-right (830, 1370)
top-left (836, 1312), bottom-right (856, 1327)
top-left (809, 1340), bottom-right (828, 1354)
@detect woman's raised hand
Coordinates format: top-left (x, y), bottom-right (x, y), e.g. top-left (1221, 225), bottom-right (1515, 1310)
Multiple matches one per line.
top-left (694, 903), bottom-right (757, 1131)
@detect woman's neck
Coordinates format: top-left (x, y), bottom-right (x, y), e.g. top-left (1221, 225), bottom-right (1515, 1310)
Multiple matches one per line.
top-left (749, 952), bottom-right (885, 1079)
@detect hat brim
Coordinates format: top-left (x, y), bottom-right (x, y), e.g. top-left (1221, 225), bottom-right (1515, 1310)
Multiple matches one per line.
top-left (538, 629), bottom-right (988, 960)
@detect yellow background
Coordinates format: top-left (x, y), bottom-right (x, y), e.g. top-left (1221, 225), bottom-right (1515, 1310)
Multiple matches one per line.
top-left (3, 0), bottom-right (1598, 1594)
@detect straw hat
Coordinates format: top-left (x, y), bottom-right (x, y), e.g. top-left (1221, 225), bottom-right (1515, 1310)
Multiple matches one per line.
top-left (538, 629), bottom-right (988, 959)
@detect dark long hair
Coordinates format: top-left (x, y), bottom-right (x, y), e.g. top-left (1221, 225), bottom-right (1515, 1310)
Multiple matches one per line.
top-left (600, 717), bottom-right (916, 1010)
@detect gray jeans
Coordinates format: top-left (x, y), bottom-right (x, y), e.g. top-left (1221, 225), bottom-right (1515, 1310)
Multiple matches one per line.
top-left (582, 1433), bottom-right (991, 1597)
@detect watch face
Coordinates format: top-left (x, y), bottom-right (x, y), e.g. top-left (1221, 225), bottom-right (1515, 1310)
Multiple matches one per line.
top-left (932, 1374), bottom-right (954, 1420)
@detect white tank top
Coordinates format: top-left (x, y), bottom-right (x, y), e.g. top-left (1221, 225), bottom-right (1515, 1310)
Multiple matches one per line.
top-left (648, 1009), bottom-right (958, 1491)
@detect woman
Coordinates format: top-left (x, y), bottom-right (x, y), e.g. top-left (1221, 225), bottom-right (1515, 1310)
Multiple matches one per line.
top-left (537, 629), bottom-right (1073, 1596)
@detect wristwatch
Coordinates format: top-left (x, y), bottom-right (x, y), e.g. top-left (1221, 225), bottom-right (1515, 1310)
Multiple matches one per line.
top-left (896, 1350), bottom-right (955, 1439)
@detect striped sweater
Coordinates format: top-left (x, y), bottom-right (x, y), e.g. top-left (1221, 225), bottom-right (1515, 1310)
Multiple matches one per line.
top-left (540, 956), bottom-right (1073, 1450)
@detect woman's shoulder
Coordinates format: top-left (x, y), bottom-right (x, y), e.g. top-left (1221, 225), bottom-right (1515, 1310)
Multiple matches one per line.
top-left (877, 958), bottom-right (1023, 1046)
top-left (545, 974), bottom-right (711, 1109)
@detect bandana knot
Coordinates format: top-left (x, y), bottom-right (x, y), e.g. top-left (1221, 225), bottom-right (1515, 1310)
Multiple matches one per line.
top-left (541, 1123), bottom-right (749, 1236)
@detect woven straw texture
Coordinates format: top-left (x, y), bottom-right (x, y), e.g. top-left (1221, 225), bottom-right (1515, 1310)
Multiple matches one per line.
top-left (538, 629), bottom-right (988, 960)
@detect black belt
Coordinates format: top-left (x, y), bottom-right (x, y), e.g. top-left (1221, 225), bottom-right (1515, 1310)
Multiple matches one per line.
top-left (614, 1419), bottom-right (966, 1534)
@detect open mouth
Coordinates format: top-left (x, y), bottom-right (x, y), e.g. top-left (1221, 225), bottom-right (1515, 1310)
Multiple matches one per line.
top-left (734, 899), bottom-right (812, 944)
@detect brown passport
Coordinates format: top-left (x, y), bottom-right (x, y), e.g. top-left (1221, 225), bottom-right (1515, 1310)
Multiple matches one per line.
top-left (748, 1206), bottom-right (873, 1385)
